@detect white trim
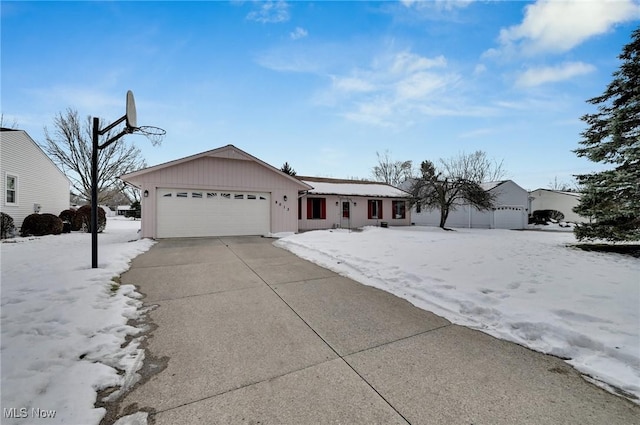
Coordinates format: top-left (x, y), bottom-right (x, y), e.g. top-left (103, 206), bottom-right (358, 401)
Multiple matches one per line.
top-left (5, 172), bottom-right (18, 206)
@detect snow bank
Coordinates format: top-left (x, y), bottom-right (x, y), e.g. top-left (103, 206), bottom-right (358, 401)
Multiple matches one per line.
top-left (1, 217), bottom-right (155, 424)
top-left (276, 226), bottom-right (640, 402)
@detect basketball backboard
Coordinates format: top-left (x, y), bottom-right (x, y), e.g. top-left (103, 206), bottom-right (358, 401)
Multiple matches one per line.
top-left (126, 90), bottom-right (137, 129)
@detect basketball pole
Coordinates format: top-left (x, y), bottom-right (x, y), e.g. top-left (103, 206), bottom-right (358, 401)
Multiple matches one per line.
top-left (90, 112), bottom-right (131, 269)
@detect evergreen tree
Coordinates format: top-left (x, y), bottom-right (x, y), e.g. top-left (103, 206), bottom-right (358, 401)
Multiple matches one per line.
top-left (280, 162), bottom-right (297, 176)
top-left (574, 27), bottom-right (640, 241)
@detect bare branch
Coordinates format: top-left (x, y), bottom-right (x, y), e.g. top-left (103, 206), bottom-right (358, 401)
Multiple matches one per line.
top-left (40, 109), bottom-right (147, 204)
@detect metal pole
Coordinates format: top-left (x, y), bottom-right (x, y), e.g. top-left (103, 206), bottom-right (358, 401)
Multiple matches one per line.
top-left (91, 117), bottom-right (99, 268)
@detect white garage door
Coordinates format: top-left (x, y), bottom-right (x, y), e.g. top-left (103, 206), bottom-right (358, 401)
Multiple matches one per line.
top-left (157, 189), bottom-right (270, 238)
top-left (493, 206), bottom-right (525, 230)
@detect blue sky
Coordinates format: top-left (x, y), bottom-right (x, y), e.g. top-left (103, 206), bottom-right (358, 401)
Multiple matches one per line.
top-left (2, 1), bottom-right (639, 190)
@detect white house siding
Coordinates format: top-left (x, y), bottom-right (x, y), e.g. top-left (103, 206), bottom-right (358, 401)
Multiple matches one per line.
top-left (298, 195), bottom-right (411, 231)
top-left (410, 180), bottom-right (529, 230)
top-left (529, 189), bottom-right (586, 223)
top-left (0, 130), bottom-right (70, 230)
top-left (121, 147), bottom-right (307, 238)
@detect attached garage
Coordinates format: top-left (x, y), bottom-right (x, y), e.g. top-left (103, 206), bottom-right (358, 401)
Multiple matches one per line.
top-left (156, 189), bottom-right (271, 238)
top-left (120, 145), bottom-right (311, 239)
top-left (493, 206), bottom-right (526, 230)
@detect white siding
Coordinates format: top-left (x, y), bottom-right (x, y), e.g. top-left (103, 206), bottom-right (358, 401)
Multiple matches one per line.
top-left (529, 189), bottom-right (586, 223)
top-left (410, 180), bottom-right (528, 230)
top-left (0, 130), bottom-right (70, 230)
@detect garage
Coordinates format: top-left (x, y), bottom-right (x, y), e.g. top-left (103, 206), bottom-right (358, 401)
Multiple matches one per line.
top-left (493, 206), bottom-right (526, 230)
top-left (120, 145), bottom-right (312, 239)
top-left (156, 188), bottom-right (271, 238)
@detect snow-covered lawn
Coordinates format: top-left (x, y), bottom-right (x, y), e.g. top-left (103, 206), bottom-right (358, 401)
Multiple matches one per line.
top-left (1, 217), bottom-right (154, 425)
top-left (275, 226), bottom-right (640, 403)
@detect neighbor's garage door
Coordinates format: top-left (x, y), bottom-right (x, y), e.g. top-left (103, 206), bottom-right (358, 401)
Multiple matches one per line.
top-left (156, 188), bottom-right (270, 238)
top-left (493, 206), bottom-right (525, 230)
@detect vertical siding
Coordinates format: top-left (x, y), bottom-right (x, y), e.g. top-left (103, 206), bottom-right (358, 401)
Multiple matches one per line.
top-left (530, 190), bottom-right (584, 223)
top-left (0, 131), bottom-right (70, 230)
top-left (133, 156), bottom-right (302, 238)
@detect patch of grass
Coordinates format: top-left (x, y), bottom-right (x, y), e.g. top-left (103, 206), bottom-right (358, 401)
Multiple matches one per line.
top-left (110, 276), bottom-right (121, 294)
top-left (572, 244), bottom-right (640, 258)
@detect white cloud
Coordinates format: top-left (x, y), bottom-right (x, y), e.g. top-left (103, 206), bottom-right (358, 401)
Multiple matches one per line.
top-left (516, 61), bottom-right (596, 87)
top-left (494, 0), bottom-right (640, 55)
top-left (332, 76), bottom-right (376, 93)
top-left (390, 52), bottom-right (447, 74)
top-left (290, 26), bottom-right (308, 40)
top-left (247, 1), bottom-right (290, 23)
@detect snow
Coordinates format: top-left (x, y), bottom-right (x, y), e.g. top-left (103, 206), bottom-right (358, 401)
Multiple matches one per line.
top-left (302, 180), bottom-right (408, 197)
top-left (1, 217), bottom-right (155, 425)
top-left (275, 226), bottom-right (640, 403)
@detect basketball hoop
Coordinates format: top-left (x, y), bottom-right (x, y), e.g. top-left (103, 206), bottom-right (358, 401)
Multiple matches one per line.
top-left (89, 89), bottom-right (165, 269)
top-left (130, 125), bottom-right (166, 146)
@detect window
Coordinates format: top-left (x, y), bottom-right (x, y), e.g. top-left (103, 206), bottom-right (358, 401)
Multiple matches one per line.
top-left (368, 200), bottom-right (383, 219)
top-left (5, 174), bottom-right (17, 205)
top-left (221, 193), bottom-right (231, 199)
top-left (163, 192), bottom-right (172, 197)
top-left (247, 194), bottom-right (256, 200)
top-left (177, 192), bottom-right (188, 198)
top-left (207, 192), bottom-right (217, 198)
top-left (306, 198), bottom-right (326, 219)
top-left (234, 194), bottom-right (244, 200)
top-left (192, 192), bottom-right (203, 198)
top-left (392, 201), bottom-right (406, 219)
top-left (416, 202), bottom-right (421, 213)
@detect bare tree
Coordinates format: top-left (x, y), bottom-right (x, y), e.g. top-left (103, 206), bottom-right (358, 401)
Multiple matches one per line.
top-left (41, 109), bottom-right (146, 204)
top-left (0, 113), bottom-right (18, 129)
top-left (410, 151), bottom-right (503, 229)
top-left (548, 176), bottom-right (581, 192)
top-left (440, 150), bottom-right (506, 183)
top-left (371, 150), bottom-right (413, 186)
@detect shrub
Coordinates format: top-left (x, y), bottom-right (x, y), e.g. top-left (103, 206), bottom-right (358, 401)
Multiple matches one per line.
top-left (20, 213), bottom-right (64, 237)
top-left (1, 212), bottom-right (16, 239)
top-left (74, 205), bottom-right (106, 233)
top-left (530, 209), bottom-right (565, 225)
top-left (59, 209), bottom-right (81, 231)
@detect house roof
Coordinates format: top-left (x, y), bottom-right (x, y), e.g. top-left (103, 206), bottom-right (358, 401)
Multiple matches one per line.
top-left (479, 180), bottom-right (508, 191)
top-left (298, 176), bottom-right (410, 198)
top-left (530, 188), bottom-right (582, 197)
top-left (120, 144), bottom-right (312, 190)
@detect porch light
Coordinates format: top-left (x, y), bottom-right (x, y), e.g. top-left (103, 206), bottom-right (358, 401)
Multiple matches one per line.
top-left (144, 190), bottom-right (149, 197)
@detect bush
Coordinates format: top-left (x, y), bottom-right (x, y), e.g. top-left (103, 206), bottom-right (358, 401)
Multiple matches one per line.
top-left (74, 205), bottom-right (106, 233)
top-left (530, 209), bottom-right (565, 225)
top-left (59, 209), bottom-right (81, 231)
top-left (1, 212), bottom-right (16, 239)
top-left (20, 213), bottom-right (64, 237)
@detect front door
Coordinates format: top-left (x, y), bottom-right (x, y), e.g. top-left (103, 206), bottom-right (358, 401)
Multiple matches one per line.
top-left (341, 201), bottom-right (350, 228)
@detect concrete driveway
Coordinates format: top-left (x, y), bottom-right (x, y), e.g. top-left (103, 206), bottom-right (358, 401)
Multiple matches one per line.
top-left (114, 236), bottom-right (639, 424)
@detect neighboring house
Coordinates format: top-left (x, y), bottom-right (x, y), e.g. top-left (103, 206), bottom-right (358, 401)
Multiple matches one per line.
top-left (120, 145), bottom-right (312, 238)
top-left (401, 179), bottom-right (529, 230)
top-left (116, 205), bottom-right (131, 216)
top-left (529, 189), bottom-right (586, 223)
top-left (297, 176), bottom-right (411, 231)
top-left (0, 128), bottom-right (70, 231)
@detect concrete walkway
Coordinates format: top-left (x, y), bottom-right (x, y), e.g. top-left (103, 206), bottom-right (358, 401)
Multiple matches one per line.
top-left (116, 237), bottom-right (639, 424)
